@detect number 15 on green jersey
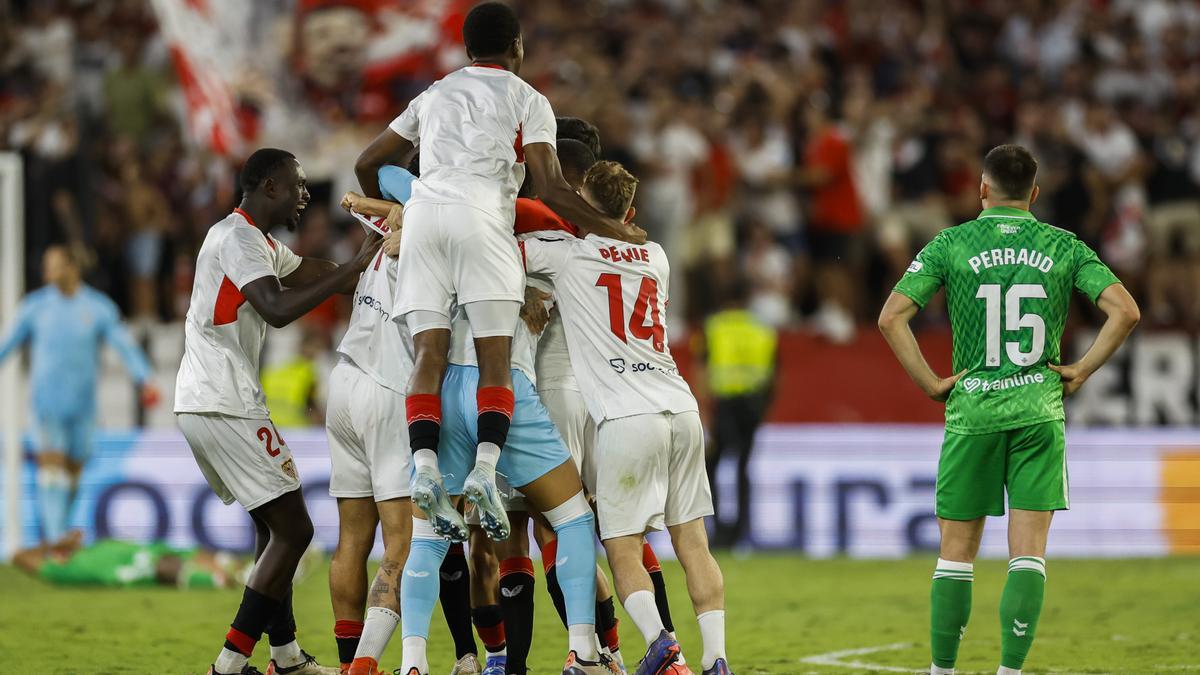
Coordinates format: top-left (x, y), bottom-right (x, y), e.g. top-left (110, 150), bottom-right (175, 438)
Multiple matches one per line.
top-left (893, 206), bottom-right (1121, 435)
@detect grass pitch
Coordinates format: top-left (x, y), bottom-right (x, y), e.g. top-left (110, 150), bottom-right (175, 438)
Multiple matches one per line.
top-left (1, 554), bottom-right (1196, 674)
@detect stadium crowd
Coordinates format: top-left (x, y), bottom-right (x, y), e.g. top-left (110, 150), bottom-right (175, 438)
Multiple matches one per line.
top-left (3, 0), bottom-right (1199, 348)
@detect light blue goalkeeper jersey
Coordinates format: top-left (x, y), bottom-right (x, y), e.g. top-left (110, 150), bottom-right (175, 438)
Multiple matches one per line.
top-left (0, 284), bottom-right (151, 419)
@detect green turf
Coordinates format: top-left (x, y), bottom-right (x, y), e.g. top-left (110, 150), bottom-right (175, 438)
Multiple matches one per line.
top-left (1, 554), bottom-right (1197, 674)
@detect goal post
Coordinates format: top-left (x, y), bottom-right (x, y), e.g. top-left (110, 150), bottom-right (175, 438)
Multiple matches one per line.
top-left (1, 152), bottom-right (25, 561)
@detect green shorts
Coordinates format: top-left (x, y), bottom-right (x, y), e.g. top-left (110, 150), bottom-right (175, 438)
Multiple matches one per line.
top-left (936, 420), bottom-right (1069, 520)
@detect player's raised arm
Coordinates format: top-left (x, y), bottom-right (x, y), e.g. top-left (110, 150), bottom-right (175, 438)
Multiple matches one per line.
top-left (1049, 284), bottom-right (1139, 396)
top-left (355, 128), bottom-right (417, 199)
top-left (878, 292), bottom-right (966, 401)
top-left (523, 142), bottom-right (646, 244)
top-left (242, 235), bottom-right (381, 329)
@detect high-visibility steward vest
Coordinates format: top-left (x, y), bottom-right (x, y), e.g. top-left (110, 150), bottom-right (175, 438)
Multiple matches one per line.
top-left (262, 358), bottom-right (317, 428)
top-left (704, 309), bottom-right (777, 397)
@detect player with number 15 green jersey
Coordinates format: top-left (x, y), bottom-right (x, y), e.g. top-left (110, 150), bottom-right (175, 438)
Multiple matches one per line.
top-left (879, 144), bottom-right (1140, 675)
top-left (894, 206), bottom-right (1120, 436)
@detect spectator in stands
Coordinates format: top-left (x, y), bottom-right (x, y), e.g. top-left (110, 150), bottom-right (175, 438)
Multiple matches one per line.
top-left (740, 219), bottom-right (794, 328)
top-left (1143, 112), bottom-right (1200, 326)
top-left (799, 94), bottom-right (863, 344)
top-left (877, 84), bottom-right (951, 294)
top-left (119, 157), bottom-right (170, 320)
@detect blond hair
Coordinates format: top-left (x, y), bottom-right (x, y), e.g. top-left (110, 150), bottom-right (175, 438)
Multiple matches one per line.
top-left (583, 161), bottom-right (638, 218)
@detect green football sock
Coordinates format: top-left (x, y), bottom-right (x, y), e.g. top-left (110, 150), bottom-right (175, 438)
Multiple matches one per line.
top-left (999, 556), bottom-right (1046, 670)
top-left (930, 558), bottom-right (974, 669)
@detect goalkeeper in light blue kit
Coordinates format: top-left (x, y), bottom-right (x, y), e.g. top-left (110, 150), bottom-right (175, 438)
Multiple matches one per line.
top-left (0, 246), bottom-right (157, 543)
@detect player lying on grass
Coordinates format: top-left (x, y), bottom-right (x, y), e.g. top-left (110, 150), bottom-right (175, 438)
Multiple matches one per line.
top-left (0, 245), bottom-right (158, 544)
top-left (13, 531), bottom-right (239, 589)
top-left (878, 144), bottom-right (1140, 675)
top-left (352, 1), bottom-right (643, 547)
top-left (175, 148), bottom-right (381, 675)
top-left (521, 161), bottom-right (732, 675)
top-left (325, 166), bottom-right (414, 675)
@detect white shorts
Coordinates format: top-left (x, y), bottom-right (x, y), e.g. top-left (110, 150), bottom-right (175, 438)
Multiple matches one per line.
top-left (395, 202), bottom-right (524, 320)
top-left (540, 387), bottom-right (597, 496)
top-left (594, 411), bottom-right (714, 540)
top-left (177, 412), bottom-right (301, 511)
top-left (326, 360), bottom-right (412, 501)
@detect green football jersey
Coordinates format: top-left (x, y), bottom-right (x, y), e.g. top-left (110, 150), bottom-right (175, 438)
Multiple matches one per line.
top-left (39, 539), bottom-right (182, 587)
top-left (894, 206), bottom-right (1120, 434)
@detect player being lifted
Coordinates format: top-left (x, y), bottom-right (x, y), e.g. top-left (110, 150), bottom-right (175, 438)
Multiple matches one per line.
top-left (878, 145), bottom-right (1139, 675)
top-left (175, 148), bottom-right (381, 675)
top-left (352, 1), bottom-right (641, 545)
top-left (521, 162), bottom-right (732, 675)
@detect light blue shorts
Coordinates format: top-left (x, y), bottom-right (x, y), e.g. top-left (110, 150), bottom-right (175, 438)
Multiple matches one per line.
top-left (439, 365), bottom-right (572, 495)
top-left (33, 411), bottom-right (95, 463)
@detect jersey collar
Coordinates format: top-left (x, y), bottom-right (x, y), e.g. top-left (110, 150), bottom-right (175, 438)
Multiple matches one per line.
top-left (233, 207), bottom-right (257, 226)
top-left (468, 62), bottom-right (507, 71)
top-left (979, 206), bottom-right (1033, 219)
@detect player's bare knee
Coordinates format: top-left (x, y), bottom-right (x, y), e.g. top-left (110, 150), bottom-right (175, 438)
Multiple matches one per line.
top-left (276, 511), bottom-right (315, 553)
top-left (470, 535), bottom-right (497, 572)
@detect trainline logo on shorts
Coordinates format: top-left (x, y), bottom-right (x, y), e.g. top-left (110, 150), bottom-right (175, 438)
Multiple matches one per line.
top-left (960, 372), bottom-right (1045, 393)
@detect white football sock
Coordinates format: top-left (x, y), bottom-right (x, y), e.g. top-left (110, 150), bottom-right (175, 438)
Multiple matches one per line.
top-left (486, 646), bottom-right (507, 658)
top-left (623, 590), bottom-right (666, 645)
top-left (697, 610), bottom-right (726, 669)
top-left (213, 647), bottom-right (247, 674)
top-left (355, 606), bottom-right (400, 661)
top-left (474, 442), bottom-right (501, 478)
top-left (269, 640), bottom-right (304, 668)
top-left (997, 667), bottom-right (1021, 675)
top-left (569, 623), bottom-right (598, 661)
top-left (930, 664), bottom-right (955, 675)
top-left (401, 635), bottom-right (428, 675)
top-left (413, 448), bottom-right (438, 473)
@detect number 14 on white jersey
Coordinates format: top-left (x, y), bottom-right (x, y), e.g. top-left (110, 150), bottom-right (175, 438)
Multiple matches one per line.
top-left (521, 236), bottom-right (698, 423)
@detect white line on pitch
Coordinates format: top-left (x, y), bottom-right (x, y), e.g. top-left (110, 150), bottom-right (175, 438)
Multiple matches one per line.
top-left (800, 641), bottom-right (1200, 674)
top-left (799, 642), bottom-right (923, 673)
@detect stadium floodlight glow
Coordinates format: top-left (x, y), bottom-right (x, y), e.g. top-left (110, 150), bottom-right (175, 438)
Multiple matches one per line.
top-left (0, 152), bottom-right (25, 561)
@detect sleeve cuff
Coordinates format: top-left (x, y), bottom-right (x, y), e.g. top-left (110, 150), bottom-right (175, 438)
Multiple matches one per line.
top-left (233, 270), bottom-right (275, 291)
top-left (1088, 280), bottom-right (1120, 304)
top-left (893, 286), bottom-right (928, 309)
top-left (521, 133), bottom-right (556, 147)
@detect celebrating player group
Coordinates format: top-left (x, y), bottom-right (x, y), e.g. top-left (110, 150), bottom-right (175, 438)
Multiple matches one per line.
top-left (169, 4), bottom-right (1138, 675)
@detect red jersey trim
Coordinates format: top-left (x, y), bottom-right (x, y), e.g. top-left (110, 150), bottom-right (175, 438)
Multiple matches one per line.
top-left (213, 276), bottom-right (246, 326)
top-left (468, 63), bottom-right (507, 70)
top-left (233, 208), bottom-right (276, 249)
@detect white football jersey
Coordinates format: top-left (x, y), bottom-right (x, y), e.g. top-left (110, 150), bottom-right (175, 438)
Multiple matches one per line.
top-left (389, 65), bottom-right (556, 223)
top-left (521, 235), bottom-right (698, 422)
top-left (528, 230), bottom-right (578, 392)
top-left (175, 209), bottom-right (302, 417)
top-left (336, 249), bottom-right (413, 393)
top-left (534, 310), bottom-right (576, 392)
